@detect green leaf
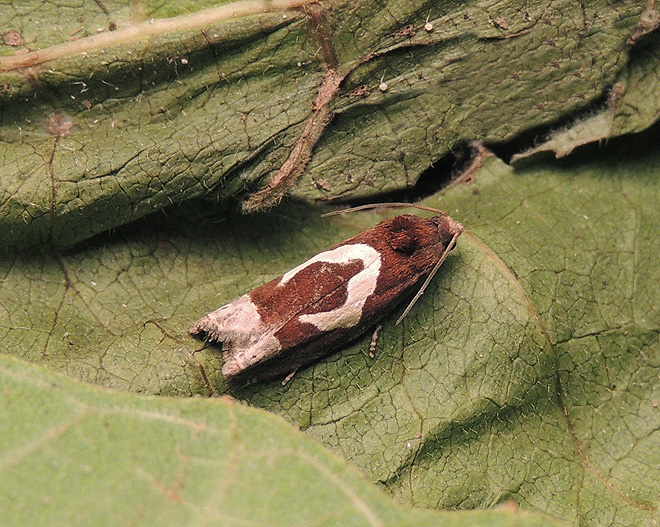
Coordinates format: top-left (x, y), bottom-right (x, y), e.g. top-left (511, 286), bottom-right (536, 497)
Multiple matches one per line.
top-left (2, 125), bottom-right (659, 525)
top-left (0, 0), bottom-right (651, 248)
top-left (2, 1), bottom-right (659, 525)
top-left (0, 353), bottom-right (561, 527)
top-left (513, 31), bottom-right (660, 160)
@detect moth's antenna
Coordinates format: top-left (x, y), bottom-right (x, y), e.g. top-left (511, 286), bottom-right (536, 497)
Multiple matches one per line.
top-left (395, 230), bottom-right (460, 326)
top-left (322, 202), bottom-right (447, 217)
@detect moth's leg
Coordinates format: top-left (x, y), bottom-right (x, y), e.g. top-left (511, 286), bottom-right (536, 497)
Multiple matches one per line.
top-left (282, 367), bottom-right (300, 386)
top-left (369, 325), bottom-right (383, 358)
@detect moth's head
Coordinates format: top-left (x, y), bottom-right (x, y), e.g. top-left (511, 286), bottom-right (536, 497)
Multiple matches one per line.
top-left (430, 214), bottom-right (463, 250)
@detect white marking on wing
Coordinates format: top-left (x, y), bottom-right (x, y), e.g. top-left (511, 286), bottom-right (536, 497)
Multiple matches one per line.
top-left (192, 294), bottom-right (281, 378)
top-left (280, 243), bottom-right (382, 331)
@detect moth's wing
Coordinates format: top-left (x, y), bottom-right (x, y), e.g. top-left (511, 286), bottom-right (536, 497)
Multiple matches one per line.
top-left (189, 243), bottom-right (383, 378)
top-left (188, 294), bottom-right (282, 378)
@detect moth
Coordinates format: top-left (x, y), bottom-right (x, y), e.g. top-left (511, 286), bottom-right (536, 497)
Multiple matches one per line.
top-left (189, 205), bottom-right (463, 387)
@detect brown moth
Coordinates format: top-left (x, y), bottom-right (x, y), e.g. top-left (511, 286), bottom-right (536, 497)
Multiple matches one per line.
top-left (189, 207), bottom-right (463, 387)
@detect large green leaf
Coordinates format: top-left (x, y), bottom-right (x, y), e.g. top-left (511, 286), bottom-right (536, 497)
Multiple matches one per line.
top-left (1, 352), bottom-right (561, 527)
top-left (1, 1), bottom-right (659, 525)
top-left (2, 125), bottom-right (659, 525)
top-left (0, 0), bottom-right (653, 248)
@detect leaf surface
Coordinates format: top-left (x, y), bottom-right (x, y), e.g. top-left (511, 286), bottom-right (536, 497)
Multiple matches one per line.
top-left (0, 0), bottom-right (651, 247)
top-left (2, 352), bottom-right (563, 527)
top-left (1, 1), bottom-right (659, 526)
top-left (2, 126), bottom-right (659, 525)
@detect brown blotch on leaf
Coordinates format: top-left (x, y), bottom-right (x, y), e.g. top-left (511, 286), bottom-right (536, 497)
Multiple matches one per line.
top-left (493, 17), bottom-right (509, 30)
top-left (2, 29), bottom-right (25, 47)
top-left (607, 82), bottom-right (625, 109)
top-left (394, 24), bottom-right (416, 38)
top-left (349, 84), bottom-right (371, 98)
top-left (45, 112), bottom-right (74, 137)
top-left (314, 179), bottom-right (332, 192)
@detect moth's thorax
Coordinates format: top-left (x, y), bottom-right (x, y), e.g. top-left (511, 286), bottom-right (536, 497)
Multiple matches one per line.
top-left (381, 214), bottom-right (463, 273)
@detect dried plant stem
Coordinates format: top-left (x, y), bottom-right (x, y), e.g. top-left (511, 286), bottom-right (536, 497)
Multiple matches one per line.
top-left (0, 0), bottom-right (318, 72)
